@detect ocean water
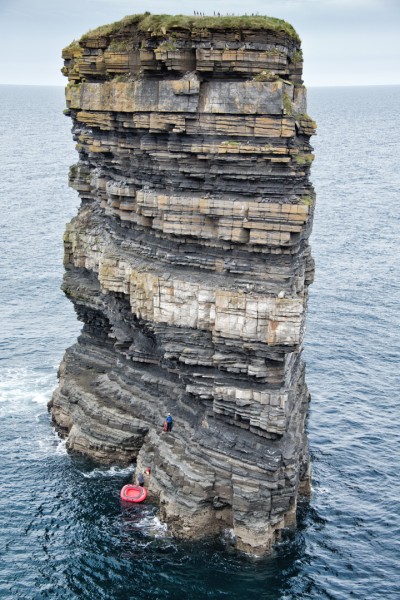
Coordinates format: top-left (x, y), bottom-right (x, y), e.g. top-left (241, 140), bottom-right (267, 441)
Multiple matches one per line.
top-left (0, 84), bottom-right (399, 599)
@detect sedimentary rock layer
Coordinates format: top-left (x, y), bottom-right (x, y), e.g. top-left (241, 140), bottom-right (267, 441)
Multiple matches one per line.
top-left (51, 14), bottom-right (316, 554)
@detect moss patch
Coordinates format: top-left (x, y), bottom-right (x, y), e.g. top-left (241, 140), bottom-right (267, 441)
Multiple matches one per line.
top-left (295, 154), bottom-right (314, 165)
top-left (108, 38), bottom-right (135, 51)
top-left (283, 92), bottom-right (292, 115)
top-left (156, 40), bottom-right (177, 52)
top-left (254, 70), bottom-right (278, 82)
top-left (295, 113), bottom-right (317, 130)
top-left (300, 195), bottom-right (313, 206)
top-left (291, 49), bottom-right (303, 65)
top-left (69, 164), bottom-right (78, 179)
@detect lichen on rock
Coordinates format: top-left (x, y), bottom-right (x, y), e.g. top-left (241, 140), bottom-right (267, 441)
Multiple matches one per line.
top-left (51, 13), bottom-right (316, 555)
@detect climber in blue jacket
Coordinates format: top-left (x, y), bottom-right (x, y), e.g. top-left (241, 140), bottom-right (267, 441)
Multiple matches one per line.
top-left (165, 413), bottom-right (173, 432)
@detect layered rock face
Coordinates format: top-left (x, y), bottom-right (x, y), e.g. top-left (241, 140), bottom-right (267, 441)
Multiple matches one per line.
top-left (51, 14), bottom-right (316, 554)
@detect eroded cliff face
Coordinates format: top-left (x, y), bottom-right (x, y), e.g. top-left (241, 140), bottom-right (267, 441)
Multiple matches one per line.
top-left (51, 14), bottom-right (316, 554)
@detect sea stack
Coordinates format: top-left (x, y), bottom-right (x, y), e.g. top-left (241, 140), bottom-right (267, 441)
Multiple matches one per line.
top-left (51, 13), bottom-right (316, 555)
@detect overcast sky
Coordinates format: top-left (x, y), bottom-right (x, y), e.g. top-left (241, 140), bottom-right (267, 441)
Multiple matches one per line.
top-left (0, 0), bottom-right (399, 87)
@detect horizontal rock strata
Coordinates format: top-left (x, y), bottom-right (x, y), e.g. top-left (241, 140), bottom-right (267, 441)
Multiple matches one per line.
top-left (51, 13), bottom-right (316, 555)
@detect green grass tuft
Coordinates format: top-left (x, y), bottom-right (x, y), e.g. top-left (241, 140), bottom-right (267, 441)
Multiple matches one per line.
top-left (78, 13), bottom-right (300, 44)
top-left (80, 14), bottom-right (145, 42)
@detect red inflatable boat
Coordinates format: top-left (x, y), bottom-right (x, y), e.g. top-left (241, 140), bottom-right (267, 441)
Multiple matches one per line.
top-left (120, 484), bottom-right (147, 503)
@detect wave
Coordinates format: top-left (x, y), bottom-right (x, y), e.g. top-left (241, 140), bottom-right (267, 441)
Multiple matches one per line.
top-left (136, 514), bottom-right (168, 538)
top-left (0, 366), bottom-right (55, 415)
top-left (120, 509), bottom-right (169, 539)
top-left (32, 392), bottom-right (51, 405)
top-left (81, 464), bottom-right (136, 479)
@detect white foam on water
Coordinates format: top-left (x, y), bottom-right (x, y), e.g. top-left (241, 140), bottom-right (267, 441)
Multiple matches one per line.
top-left (222, 527), bottom-right (236, 543)
top-left (55, 438), bottom-right (68, 455)
top-left (0, 364), bottom-right (68, 459)
top-left (0, 366), bottom-right (56, 414)
top-left (314, 486), bottom-right (331, 495)
top-left (81, 464), bottom-right (135, 479)
top-left (32, 431), bottom-right (69, 460)
top-left (0, 376), bottom-right (33, 404)
top-left (32, 391), bottom-right (51, 405)
top-left (131, 513), bottom-right (169, 539)
top-left (149, 516), bottom-right (168, 538)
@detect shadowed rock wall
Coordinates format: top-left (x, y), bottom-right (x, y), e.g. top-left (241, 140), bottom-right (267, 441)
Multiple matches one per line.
top-left (51, 14), bottom-right (316, 554)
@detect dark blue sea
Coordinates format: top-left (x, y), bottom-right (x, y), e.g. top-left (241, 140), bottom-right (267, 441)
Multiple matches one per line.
top-left (0, 84), bottom-right (399, 599)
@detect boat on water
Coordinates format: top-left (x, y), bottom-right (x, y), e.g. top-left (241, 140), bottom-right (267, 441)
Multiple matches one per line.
top-left (120, 484), bottom-right (147, 503)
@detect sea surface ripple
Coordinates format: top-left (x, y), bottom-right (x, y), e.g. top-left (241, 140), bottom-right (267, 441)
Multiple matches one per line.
top-left (0, 84), bottom-right (399, 599)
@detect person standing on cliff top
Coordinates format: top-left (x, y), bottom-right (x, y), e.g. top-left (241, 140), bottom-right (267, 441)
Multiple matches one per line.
top-left (165, 413), bottom-right (173, 432)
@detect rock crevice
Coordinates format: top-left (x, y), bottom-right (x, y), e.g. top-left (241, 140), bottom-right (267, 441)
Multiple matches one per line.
top-left (51, 13), bottom-right (316, 555)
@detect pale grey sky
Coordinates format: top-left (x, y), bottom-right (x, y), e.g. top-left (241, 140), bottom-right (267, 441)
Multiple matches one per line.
top-left (0, 0), bottom-right (399, 86)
